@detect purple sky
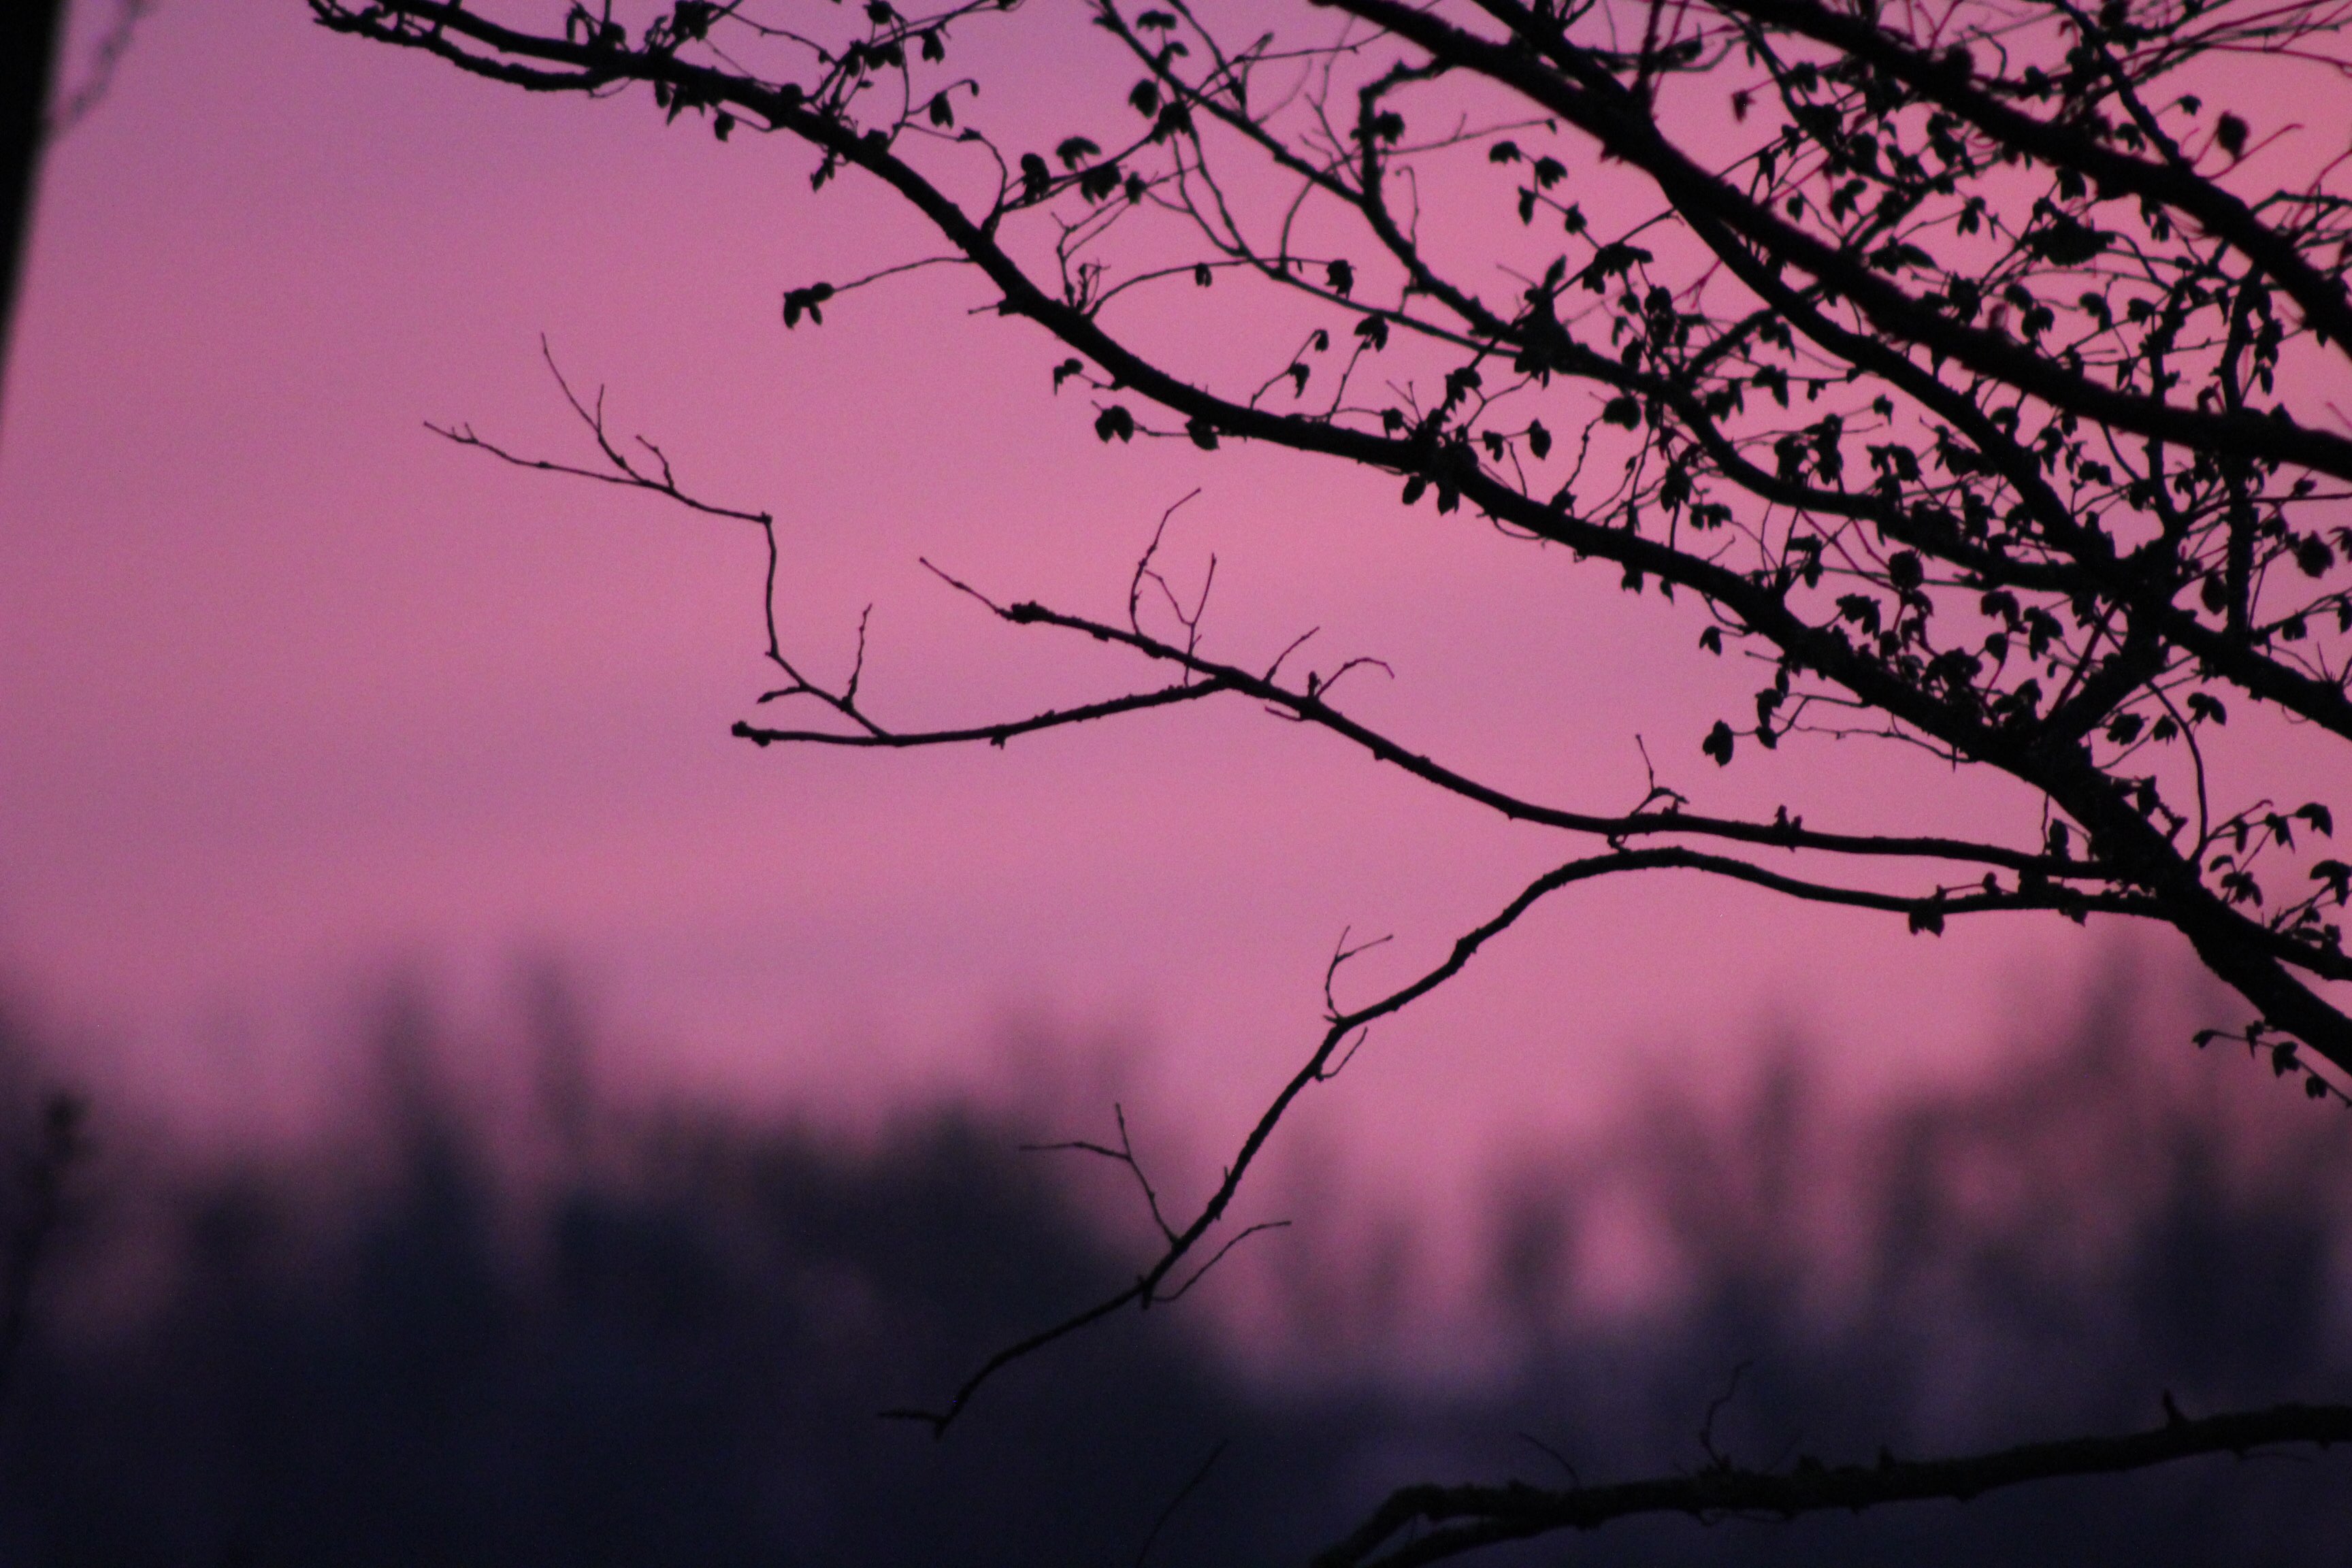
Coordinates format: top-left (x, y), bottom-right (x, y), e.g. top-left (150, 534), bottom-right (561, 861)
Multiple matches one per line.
top-left (0, 1), bottom-right (2303, 1215)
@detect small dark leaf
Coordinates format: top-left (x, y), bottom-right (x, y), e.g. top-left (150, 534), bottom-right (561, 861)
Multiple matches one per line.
top-left (1488, 140), bottom-right (1522, 163)
top-left (1326, 259), bottom-right (1355, 296)
top-left (1527, 419), bottom-right (1552, 459)
top-left (1186, 416), bottom-right (1220, 451)
top-left (2027, 214), bottom-right (2112, 266)
top-left (781, 282), bottom-right (834, 328)
top-left (1129, 79), bottom-right (1160, 116)
top-left (1056, 136), bottom-right (1101, 170)
top-left (1601, 395), bottom-right (1641, 428)
top-left (1702, 720), bottom-right (1735, 766)
top-left (2216, 112), bottom-right (2249, 157)
top-left (1194, 263), bottom-right (1213, 287)
top-left (1094, 405), bottom-right (1135, 443)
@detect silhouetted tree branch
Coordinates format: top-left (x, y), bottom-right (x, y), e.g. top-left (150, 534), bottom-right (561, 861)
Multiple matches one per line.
top-left (1315, 1400), bottom-right (2352, 1568)
top-left (0, 0), bottom-right (67, 400)
top-left (317, 0), bottom-right (2352, 1550)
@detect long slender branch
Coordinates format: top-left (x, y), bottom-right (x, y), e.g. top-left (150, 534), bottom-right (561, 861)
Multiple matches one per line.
top-left (762, 588), bottom-right (2099, 875)
top-left (874, 839), bottom-right (2155, 1433)
top-left (881, 851), bottom-right (1628, 1432)
top-left (1316, 1401), bottom-right (2352, 1568)
top-left (734, 680), bottom-right (1229, 749)
top-left (756, 578), bottom-right (2347, 981)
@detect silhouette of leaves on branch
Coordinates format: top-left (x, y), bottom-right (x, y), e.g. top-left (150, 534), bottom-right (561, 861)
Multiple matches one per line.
top-left (317, 0), bottom-right (2352, 1069)
top-left (320, 0), bottom-right (2352, 1540)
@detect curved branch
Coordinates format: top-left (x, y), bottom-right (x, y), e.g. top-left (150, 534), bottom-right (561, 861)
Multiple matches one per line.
top-left (879, 839), bottom-right (2100, 1431)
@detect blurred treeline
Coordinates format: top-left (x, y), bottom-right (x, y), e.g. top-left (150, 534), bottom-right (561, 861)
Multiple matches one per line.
top-left (0, 962), bottom-right (2347, 1567)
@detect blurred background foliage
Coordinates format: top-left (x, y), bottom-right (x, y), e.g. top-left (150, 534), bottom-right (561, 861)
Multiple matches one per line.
top-left (0, 962), bottom-right (2346, 1567)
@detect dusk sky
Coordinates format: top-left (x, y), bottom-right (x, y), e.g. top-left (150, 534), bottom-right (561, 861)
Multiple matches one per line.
top-left (0, 0), bottom-right (2306, 1220)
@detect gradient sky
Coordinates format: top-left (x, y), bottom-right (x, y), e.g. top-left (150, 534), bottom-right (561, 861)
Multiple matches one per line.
top-left (1, 0), bottom-right (2314, 1226)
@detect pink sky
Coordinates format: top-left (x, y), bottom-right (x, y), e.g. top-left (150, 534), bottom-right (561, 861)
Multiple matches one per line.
top-left (0, 1), bottom-right (2317, 1222)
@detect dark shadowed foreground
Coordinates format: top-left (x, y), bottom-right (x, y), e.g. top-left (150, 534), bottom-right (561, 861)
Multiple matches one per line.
top-left (0, 972), bottom-right (2346, 1566)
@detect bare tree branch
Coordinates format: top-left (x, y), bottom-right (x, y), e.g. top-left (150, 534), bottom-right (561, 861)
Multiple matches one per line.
top-left (1317, 1401), bottom-right (2352, 1568)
